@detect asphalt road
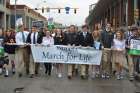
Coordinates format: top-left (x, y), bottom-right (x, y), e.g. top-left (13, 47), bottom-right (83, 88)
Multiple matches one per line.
top-left (0, 65), bottom-right (139, 93)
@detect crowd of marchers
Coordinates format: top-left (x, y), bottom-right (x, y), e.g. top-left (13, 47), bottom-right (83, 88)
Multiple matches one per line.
top-left (0, 23), bottom-right (140, 81)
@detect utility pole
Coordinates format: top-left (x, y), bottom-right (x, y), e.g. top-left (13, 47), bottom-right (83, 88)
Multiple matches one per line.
top-left (15, 0), bottom-right (17, 29)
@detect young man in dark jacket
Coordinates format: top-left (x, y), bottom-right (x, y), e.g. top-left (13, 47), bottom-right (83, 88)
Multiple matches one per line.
top-left (26, 26), bottom-right (42, 78)
top-left (63, 25), bottom-right (78, 79)
top-left (76, 25), bottom-right (94, 79)
top-left (100, 23), bottom-right (114, 79)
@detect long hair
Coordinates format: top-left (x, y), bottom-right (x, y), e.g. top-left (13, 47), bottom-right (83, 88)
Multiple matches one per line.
top-left (92, 30), bottom-right (100, 40)
top-left (115, 30), bottom-right (124, 41)
top-left (55, 29), bottom-right (64, 38)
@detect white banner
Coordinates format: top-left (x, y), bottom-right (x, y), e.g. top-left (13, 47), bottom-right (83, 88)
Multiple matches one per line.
top-left (31, 45), bottom-right (102, 65)
top-left (130, 39), bottom-right (140, 50)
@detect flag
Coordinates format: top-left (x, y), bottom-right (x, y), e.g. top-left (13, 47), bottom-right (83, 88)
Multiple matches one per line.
top-left (15, 18), bottom-right (23, 32)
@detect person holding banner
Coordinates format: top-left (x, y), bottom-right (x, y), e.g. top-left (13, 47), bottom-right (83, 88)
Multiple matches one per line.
top-left (63, 25), bottom-right (78, 79)
top-left (26, 25), bottom-right (40, 78)
top-left (42, 30), bottom-right (54, 76)
top-left (111, 31), bottom-right (126, 80)
top-left (54, 28), bottom-right (64, 78)
top-left (76, 25), bottom-right (94, 79)
top-left (15, 25), bottom-right (29, 77)
top-left (91, 30), bottom-right (102, 79)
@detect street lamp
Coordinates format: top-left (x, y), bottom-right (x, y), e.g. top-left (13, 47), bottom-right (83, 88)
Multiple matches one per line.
top-left (15, 0), bottom-right (18, 29)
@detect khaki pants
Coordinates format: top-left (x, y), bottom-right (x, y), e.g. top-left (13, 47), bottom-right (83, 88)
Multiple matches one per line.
top-left (24, 47), bottom-right (30, 74)
top-left (29, 54), bottom-right (35, 75)
top-left (15, 47), bottom-right (26, 74)
top-left (68, 64), bottom-right (73, 76)
top-left (80, 64), bottom-right (86, 76)
top-left (8, 54), bottom-right (15, 70)
top-left (8, 54), bottom-right (15, 62)
top-left (111, 51), bottom-right (116, 72)
top-left (68, 64), bottom-right (79, 76)
top-left (101, 49), bottom-right (112, 74)
top-left (128, 54), bottom-right (134, 76)
top-left (35, 63), bottom-right (40, 74)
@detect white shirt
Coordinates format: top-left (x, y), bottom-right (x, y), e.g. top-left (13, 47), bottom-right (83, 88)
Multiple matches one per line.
top-left (15, 31), bottom-right (29, 45)
top-left (42, 36), bottom-right (54, 46)
top-left (83, 32), bottom-right (87, 37)
top-left (30, 32), bottom-right (38, 44)
top-left (112, 39), bottom-right (125, 50)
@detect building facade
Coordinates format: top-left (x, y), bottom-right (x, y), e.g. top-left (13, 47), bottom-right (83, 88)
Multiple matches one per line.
top-left (10, 5), bottom-right (47, 30)
top-left (0, 0), bottom-right (47, 31)
top-left (0, 0), bottom-right (11, 30)
top-left (87, 0), bottom-right (140, 30)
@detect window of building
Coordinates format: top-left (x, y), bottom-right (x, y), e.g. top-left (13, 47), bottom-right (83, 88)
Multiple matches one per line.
top-left (0, 0), bottom-right (5, 6)
top-left (10, 14), bottom-right (22, 28)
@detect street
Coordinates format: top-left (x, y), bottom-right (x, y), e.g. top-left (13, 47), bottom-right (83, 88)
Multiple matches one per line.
top-left (0, 65), bottom-right (139, 93)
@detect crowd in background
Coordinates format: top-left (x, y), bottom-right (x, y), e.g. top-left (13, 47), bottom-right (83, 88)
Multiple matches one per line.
top-left (0, 23), bottom-right (140, 81)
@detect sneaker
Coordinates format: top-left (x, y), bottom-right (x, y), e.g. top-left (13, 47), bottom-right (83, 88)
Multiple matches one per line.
top-left (18, 73), bottom-right (22, 78)
top-left (68, 75), bottom-right (72, 80)
top-left (81, 75), bottom-right (86, 80)
top-left (0, 68), bottom-right (2, 75)
top-left (129, 75), bottom-right (134, 81)
top-left (4, 70), bottom-right (9, 77)
top-left (116, 74), bottom-right (120, 80)
top-left (120, 74), bottom-right (124, 80)
top-left (96, 71), bottom-right (100, 77)
top-left (12, 68), bottom-right (16, 74)
top-left (101, 74), bottom-right (105, 79)
top-left (106, 75), bottom-right (110, 79)
top-left (58, 73), bottom-right (62, 78)
top-left (91, 72), bottom-right (96, 79)
top-left (105, 73), bottom-right (111, 79)
top-left (29, 74), bottom-right (34, 78)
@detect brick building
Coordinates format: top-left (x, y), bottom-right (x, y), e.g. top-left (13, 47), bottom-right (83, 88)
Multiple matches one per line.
top-left (87, 0), bottom-right (140, 30)
top-left (0, 0), bottom-right (11, 30)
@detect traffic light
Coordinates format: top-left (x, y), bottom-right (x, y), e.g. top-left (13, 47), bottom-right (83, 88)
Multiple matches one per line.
top-left (74, 9), bottom-right (77, 14)
top-left (65, 7), bottom-right (70, 14)
top-left (47, 7), bottom-right (50, 12)
top-left (35, 8), bottom-right (38, 10)
top-left (42, 7), bottom-right (44, 13)
top-left (58, 9), bottom-right (61, 13)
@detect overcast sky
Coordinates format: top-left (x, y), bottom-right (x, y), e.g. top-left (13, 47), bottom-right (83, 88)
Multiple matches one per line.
top-left (10, 0), bottom-right (98, 26)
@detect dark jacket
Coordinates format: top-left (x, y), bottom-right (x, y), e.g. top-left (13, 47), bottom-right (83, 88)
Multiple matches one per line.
top-left (76, 32), bottom-right (94, 47)
top-left (4, 35), bottom-right (16, 54)
top-left (26, 32), bottom-right (43, 54)
top-left (37, 31), bottom-right (45, 44)
top-left (101, 30), bottom-right (114, 48)
top-left (63, 32), bottom-right (78, 45)
top-left (26, 32), bottom-right (42, 44)
top-left (54, 36), bottom-right (64, 45)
